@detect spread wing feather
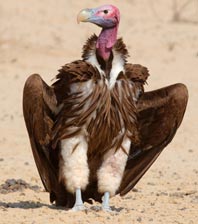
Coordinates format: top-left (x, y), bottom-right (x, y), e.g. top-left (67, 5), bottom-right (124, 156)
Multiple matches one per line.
top-left (119, 83), bottom-right (188, 195)
top-left (23, 74), bottom-right (75, 206)
top-left (23, 74), bottom-right (56, 190)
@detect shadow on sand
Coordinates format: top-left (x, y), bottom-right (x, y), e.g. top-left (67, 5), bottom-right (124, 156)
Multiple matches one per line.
top-left (0, 201), bottom-right (66, 210)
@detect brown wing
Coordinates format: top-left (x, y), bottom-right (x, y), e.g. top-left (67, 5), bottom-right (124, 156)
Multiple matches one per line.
top-left (23, 74), bottom-right (74, 206)
top-left (23, 74), bottom-right (56, 189)
top-left (119, 83), bottom-right (188, 196)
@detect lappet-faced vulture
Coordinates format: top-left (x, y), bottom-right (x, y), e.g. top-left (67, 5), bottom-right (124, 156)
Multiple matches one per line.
top-left (23, 5), bottom-right (188, 211)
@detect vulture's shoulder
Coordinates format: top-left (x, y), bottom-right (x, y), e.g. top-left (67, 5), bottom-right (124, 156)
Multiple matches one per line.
top-left (113, 37), bottom-right (150, 84)
top-left (125, 63), bottom-right (150, 84)
top-left (55, 60), bottom-right (100, 83)
top-left (52, 60), bottom-right (100, 104)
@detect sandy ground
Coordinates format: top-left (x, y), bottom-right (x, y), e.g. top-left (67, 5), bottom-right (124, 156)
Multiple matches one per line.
top-left (0, 0), bottom-right (198, 223)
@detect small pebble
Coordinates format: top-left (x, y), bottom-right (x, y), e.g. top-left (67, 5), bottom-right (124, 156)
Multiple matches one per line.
top-left (179, 207), bottom-right (187, 211)
top-left (11, 58), bottom-right (17, 63)
top-left (132, 188), bottom-right (138, 192)
top-left (140, 209), bottom-right (145, 213)
top-left (147, 182), bottom-right (155, 186)
top-left (137, 217), bottom-right (142, 222)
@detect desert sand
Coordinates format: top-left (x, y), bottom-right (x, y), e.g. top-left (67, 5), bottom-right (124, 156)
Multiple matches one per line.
top-left (0, 0), bottom-right (197, 223)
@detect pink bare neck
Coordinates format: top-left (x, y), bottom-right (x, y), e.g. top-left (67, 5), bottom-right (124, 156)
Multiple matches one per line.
top-left (96, 26), bottom-right (118, 61)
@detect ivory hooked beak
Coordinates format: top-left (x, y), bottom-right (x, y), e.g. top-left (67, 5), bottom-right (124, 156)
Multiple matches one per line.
top-left (77, 8), bottom-right (93, 23)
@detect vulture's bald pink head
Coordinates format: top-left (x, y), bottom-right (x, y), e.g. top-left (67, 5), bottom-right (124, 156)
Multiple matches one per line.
top-left (77, 5), bottom-right (120, 28)
top-left (77, 5), bottom-right (120, 61)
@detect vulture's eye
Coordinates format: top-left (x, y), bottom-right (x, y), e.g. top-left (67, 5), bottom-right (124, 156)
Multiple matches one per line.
top-left (103, 10), bottom-right (108, 14)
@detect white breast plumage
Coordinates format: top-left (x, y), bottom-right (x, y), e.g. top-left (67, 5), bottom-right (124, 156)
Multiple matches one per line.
top-left (86, 49), bottom-right (125, 89)
top-left (109, 50), bottom-right (125, 89)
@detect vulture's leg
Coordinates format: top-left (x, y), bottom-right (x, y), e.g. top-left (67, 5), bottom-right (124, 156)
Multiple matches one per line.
top-left (72, 188), bottom-right (84, 211)
top-left (59, 136), bottom-right (89, 211)
top-left (102, 192), bottom-right (110, 211)
top-left (97, 138), bottom-right (131, 211)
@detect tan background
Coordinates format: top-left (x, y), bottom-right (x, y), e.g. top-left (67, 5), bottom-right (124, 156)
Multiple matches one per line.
top-left (0, 0), bottom-right (197, 223)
